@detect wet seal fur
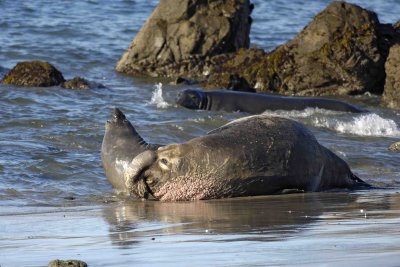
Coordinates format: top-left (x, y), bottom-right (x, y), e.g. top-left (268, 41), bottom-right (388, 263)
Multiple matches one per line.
top-left (176, 89), bottom-right (366, 113)
top-left (102, 109), bottom-right (370, 201)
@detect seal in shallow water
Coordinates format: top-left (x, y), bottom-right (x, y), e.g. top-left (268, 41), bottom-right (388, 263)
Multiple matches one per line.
top-left (176, 89), bottom-right (366, 113)
top-left (101, 108), bottom-right (159, 194)
top-left (103, 110), bottom-right (370, 201)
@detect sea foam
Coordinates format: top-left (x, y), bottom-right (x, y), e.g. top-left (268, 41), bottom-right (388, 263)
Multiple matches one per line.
top-left (149, 83), bottom-right (170, 108)
top-left (260, 108), bottom-right (400, 137)
top-left (313, 113), bottom-right (400, 137)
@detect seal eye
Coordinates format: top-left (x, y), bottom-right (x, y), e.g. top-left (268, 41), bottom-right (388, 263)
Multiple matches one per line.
top-left (159, 158), bottom-right (170, 171)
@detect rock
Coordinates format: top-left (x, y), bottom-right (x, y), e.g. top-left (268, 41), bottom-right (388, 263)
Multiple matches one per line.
top-left (205, 72), bottom-right (254, 92)
top-left (394, 20), bottom-right (400, 31)
top-left (61, 76), bottom-right (106, 90)
top-left (172, 76), bottom-right (198, 85)
top-left (208, 2), bottom-right (396, 96)
top-left (1, 61), bottom-right (65, 87)
top-left (226, 73), bottom-right (255, 92)
top-left (116, 0), bottom-right (252, 79)
top-left (382, 44), bottom-right (400, 108)
top-left (48, 259), bottom-right (87, 267)
top-left (389, 141), bottom-right (400, 151)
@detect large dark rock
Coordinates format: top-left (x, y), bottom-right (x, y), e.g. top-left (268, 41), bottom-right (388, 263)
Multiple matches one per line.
top-left (208, 2), bottom-right (397, 96)
top-left (1, 61), bottom-right (65, 87)
top-left (383, 44), bottom-right (400, 108)
top-left (116, 0), bottom-right (252, 79)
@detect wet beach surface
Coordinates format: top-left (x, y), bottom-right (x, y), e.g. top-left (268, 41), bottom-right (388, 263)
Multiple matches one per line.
top-left (1, 0), bottom-right (400, 266)
top-left (2, 191), bottom-right (400, 266)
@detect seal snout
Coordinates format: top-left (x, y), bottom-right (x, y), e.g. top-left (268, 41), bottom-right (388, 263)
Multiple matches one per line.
top-left (112, 108), bottom-right (126, 123)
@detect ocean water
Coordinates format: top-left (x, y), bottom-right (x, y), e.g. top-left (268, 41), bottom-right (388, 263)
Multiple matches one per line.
top-left (1, 1), bottom-right (400, 266)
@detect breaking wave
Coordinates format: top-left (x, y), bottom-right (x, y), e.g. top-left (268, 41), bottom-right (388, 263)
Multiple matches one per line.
top-left (313, 113), bottom-right (400, 137)
top-left (149, 83), bottom-right (170, 108)
top-left (261, 108), bottom-right (400, 137)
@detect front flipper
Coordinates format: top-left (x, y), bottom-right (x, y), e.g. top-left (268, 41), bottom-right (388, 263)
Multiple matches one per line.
top-left (124, 150), bottom-right (156, 191)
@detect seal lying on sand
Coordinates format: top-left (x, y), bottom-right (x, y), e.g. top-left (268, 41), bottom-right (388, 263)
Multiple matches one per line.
top-left (102, 109), bottom-right (369, 201)
top-left (176, 89), bottom-right (366, 113)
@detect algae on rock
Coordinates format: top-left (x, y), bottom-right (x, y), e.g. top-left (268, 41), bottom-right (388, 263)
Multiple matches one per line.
top-left (1, 61), bottom-right (65, 87)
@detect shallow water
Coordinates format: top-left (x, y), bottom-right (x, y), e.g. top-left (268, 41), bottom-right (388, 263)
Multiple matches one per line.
top-left (2, 191), bottom-right (400, 266)
top-left (1, 0), bottom-right (400, 266)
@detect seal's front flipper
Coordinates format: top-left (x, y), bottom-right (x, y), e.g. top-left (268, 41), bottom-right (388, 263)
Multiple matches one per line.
top-left (124, 150), bottom-right (156, 191)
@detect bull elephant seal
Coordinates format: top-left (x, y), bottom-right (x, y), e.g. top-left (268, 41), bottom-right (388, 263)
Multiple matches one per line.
top-left (176, 89), bottom-right (366, 113)
top-left (101, 108), bottom-right (160, 194)
top-left (106, 111), bottom-right (370, 201)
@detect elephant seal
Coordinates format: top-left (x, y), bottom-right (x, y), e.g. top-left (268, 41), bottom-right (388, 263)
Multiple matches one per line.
top-left (101, 108), bottom-right (160, 194)
top-left (108, 112), bottom-right (370, 201)
top-left (176, 89), bottom-right (366, 113)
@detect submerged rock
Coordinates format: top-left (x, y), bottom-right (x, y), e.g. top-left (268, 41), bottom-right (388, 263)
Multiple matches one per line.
top-left (382, 44), bottom-right (400, 108)
top-left (116, 0), bottom-right (252, 79)
top-left (1, 61), bottom-right (65, 87)
top-left (209, 2), bottom-right (396, 96)
top-left (48, 259), bottom-right (87, 267)
top-left (388, 141), bottom-right (400, 152)
top-left (61, 76), bottom-right (106, 90)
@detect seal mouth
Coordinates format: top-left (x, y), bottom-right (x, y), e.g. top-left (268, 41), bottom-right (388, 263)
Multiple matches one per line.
top-left (132, 174), bottom-right (157, 200)
top-left (143, 178), bottom-right (156, 200)
top-left (112, 108), bottom-right (125, 122)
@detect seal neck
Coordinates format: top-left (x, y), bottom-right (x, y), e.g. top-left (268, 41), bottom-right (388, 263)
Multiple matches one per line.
top-left (132, 128), bottom-right (151, 149)
top-left (200, 94), bottom-right (211, 110)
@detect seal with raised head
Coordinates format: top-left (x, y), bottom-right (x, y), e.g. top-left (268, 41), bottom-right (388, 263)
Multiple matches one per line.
top-left (176, 89), bottom-right (366, 113)
top-left (101, 108), bottom-right (160, 194)
top-left (103, 110), bottom-right (370, 201)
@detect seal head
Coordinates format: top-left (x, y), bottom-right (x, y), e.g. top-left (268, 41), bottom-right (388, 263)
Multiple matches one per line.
top-left (176, 89), bottom-right (206, 110)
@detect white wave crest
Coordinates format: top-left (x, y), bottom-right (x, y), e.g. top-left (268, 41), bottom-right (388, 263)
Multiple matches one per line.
top-left (313, 113), bottom-right (400, 137)
top-left (149, 83), bottom-right (170, 108)
top-left (262, 107), bottom-right (342, 118)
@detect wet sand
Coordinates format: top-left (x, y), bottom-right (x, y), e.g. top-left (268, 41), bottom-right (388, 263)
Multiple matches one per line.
top-left (2, 190), bottom-right (400, 267)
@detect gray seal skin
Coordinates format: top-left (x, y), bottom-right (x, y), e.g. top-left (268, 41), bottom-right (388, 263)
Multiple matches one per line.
top-left (176, 89), bottom-right (367, 113)
top-left (101, 108), bottom-right (160, 195)
top-left (125, 114), bottom-right (370, 201)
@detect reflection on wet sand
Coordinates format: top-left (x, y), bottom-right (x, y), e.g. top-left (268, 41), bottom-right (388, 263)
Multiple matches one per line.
top-left (102, 192), bottom-right (391, 249)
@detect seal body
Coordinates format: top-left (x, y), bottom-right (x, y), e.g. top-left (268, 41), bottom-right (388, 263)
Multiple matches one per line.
top-left (176, 89), bottom-right (366, 113)
top-left (101, 108), bottom-right (159, 193)
top-left (124, 114), bottom-right (369, 201)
